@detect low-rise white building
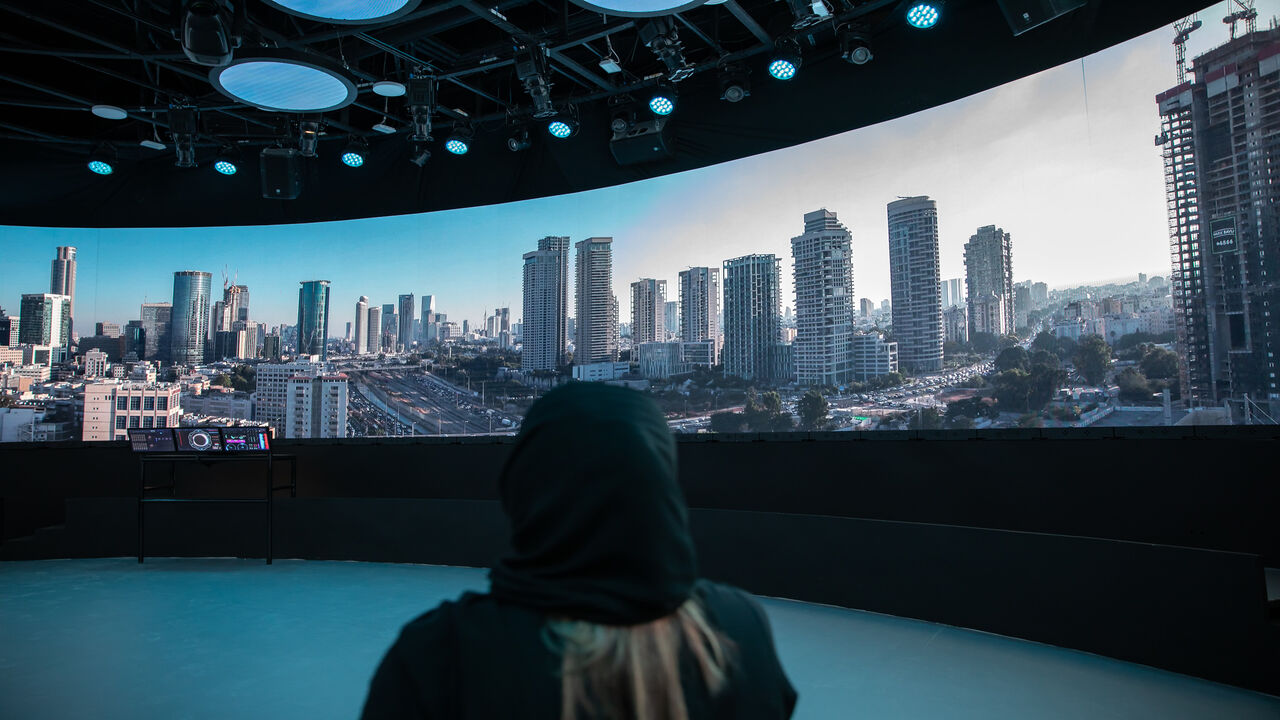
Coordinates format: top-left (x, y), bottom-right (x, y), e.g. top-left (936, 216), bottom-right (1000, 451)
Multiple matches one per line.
top-left (82, 380), bottom-right (182, 442)
top-left (283, 373), bottom-right (348, 439)
top-left (850, 333), bottom-right (898, 381)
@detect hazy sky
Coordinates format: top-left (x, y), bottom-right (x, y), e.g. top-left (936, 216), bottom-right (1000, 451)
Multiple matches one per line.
top-left (2, 2), bottom-right (1273, 332)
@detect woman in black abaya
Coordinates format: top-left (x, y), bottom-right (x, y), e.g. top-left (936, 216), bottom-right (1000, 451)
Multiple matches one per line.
top-left (361, 382), bottom-right (797, 720)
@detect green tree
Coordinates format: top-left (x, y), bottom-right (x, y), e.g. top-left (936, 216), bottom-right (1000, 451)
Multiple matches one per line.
top-left (709, 411), bottom-right (745, 433)
top-left (1026, 362), bottom-right (1066, 411)
top-left (797, 390), bottom-right (830, 430)
top-left (969, 332), bottom-right (999, 354)
top-left (1073, 334), bottom-right (1112, 386)
top-left (1116, 368), bottom-right (1153, 402)
top-left (1139, 347), bottom-right (1180, 380)
top-left (770, 412), bottom-right (796, 432)
top-left (1031, 331), bottom-right (1057, 355)
top-left (1017, 413), bottom-right (1043, 428)
top-left (992, 369), bottom-right (1032, 412)
top-left (948, 415), bottom-right (974, 429)
top-left (0, 394), bottom-right (15, 408)
top-left (1054, 336), bottom-right (1078, 362)
top-left (994, 346), bottom-right (1030, 373)
top-left (908, 407), bottom-right (943, 429)
top-left (212, 373), bottom-right (232, 388)
top-left (946, 396), bottom-right (998, 420)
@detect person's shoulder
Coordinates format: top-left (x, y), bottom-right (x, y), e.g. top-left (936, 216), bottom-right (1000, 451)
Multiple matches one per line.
top-left (693, 580), bottom-right (775, 632)
top-left (395, 591), bottom-right (492, 645)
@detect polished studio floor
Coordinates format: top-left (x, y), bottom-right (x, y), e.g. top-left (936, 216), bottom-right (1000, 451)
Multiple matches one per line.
top-left (2, 558), bottom-right (1277, 719)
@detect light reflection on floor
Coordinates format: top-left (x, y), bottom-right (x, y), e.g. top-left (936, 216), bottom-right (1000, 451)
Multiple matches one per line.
top-left (1, 558), bottom-right (1276, 719)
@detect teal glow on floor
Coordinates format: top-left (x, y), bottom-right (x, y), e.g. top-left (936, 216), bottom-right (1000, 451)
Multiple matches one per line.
top-left (1, 558), bottom-right (1276, 719)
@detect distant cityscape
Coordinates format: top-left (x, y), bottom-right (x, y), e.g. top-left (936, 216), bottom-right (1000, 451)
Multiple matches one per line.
top-left (2, 18), bottom-right (1278, 441)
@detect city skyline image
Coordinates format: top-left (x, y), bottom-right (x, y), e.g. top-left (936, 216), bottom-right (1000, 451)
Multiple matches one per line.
top-left (0, 3), bottom-right (1270, 335)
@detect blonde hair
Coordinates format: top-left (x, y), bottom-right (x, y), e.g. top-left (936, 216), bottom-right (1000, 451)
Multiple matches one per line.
top-left (543, 597), bottom-right (736, 720)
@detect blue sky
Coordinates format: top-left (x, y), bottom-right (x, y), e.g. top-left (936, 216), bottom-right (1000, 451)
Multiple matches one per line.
top-left (1, 2), bottom-right (1270, 333)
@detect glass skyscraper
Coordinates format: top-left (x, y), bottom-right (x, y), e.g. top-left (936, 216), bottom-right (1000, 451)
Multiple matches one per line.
top-left (170, 271), bottom-right (211, 367)
top-left (297, 280), bottom-right (331, 360)
top-left (887, 196), bottom-right (943, 373)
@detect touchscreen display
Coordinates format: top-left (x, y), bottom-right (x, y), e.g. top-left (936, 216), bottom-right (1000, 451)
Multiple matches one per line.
top-left (221, 428), bottom-right (270, 452)
top-left (174, 428), bottom-right (222, 452)
top-left (129, 428), bottom-right (175, 452)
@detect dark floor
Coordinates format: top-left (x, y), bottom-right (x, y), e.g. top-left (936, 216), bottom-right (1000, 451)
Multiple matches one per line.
top-left (2, 559), bottom-right (1277, 719)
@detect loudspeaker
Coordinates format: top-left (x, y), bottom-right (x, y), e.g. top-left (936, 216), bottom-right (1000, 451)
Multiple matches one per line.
top-left (610, 119), bottom-right (672, 166)
top-left (260, 147), bottom-right (302, 200)
top-left (996, 0), bottom-right (1086, 36)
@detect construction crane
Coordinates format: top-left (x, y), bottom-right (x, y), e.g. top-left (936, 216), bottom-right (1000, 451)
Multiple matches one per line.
top-left (1224, 0), bottom-right (1258, 40)
top-left (1173, 15), bottom-right (1203, 84)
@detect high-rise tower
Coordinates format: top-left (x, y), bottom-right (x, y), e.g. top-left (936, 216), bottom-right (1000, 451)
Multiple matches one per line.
top-left (574, 237), bottom-right (618, 365)
top-left (354, 296), bottom-right (370, 355)
top-left (723, 254), bottom-right (782, 382)
top-left (964, 225), bottom-right (1014, 337)
top-left (679, 267), bottom-right (721, 362)
top-left (522, 236), bottom-right (570, 371)
top-left (398, 293), bottom-right (415, 351)
top-left (887, 196), bottom-right (943, 373)
top-left (170, 271), bottom-right (211, 366)
top-left (1156, 26), bottom-right (1280, 410)
top-left (297, 280), bottom-right (331, 360)
top-left (630, 279), bottom-right (667, 345)
top-left (792, 209), bottom-right (855, 386)
top-left (50, 246), bottom-right (76, 337)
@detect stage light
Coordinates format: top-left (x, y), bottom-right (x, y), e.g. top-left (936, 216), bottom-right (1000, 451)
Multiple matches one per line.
top-left (407, 76), bottom-right (436, 140)
top-left (785, 0), bottom-right (831, 30)
top-left (547, 119), bottom-right (578, 139)
top-left (515, 45), bottom-right (557, 119)
top-left (840, 26), bottom-right (872, 65)
top-left (905, 2), bottom-right (942, 29)
top-left (506, 126), bottom-right (531, 152)
top-left (445, 124), bottom-right (473, 155)
top-left (567, 0), bottom-right (709, 15)
top-left (213, 145), bottom-right (240, 175)
top-left (648, 86), bottom-right (676, 116)
top-left (181, 0), bottom-right (236, 67)
top-left (372, 80), bottom-right (406, 97)
top-left (261, 0), bottom-right (421, 24)
top-left (639, 18), bottom-right (694, 82)
top-left (210, 50), bottom-right (357, 113)
top-left (341, 136), bottom-right (368, 167)
top-left (718, 64), bottom-right (750, 102)
top-left (87, 145), bottom-right (116, 175)
top-left (91, 105), bottom-right (128, 120)
top-left (768, 38), bottom-right (802, 80)
top-left (298, 120), bottom-right (321, 158)
top-left (408, 140), bottom-right (431, 167)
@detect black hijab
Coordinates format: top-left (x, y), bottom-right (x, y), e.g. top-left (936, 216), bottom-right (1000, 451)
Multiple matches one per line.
top-left (489, 382), bottom-right (697, 626)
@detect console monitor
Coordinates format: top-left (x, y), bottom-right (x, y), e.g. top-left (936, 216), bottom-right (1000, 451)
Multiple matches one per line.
top-left (221, 427), bottom-right (270, 453)
top-left (174, 428), bottom-right (223, 452)
top-left (128, 428), bottom-right (176, 453)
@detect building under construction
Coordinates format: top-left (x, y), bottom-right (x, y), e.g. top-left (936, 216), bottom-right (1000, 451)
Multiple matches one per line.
top-left (1156, 13), bottom-right (1280, 417)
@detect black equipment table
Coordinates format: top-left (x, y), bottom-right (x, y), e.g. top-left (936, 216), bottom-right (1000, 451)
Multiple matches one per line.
top-left (137, 452), bottom-right (296, 564)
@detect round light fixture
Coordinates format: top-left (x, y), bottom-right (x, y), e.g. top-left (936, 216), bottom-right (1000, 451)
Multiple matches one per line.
top-left (210, 50), bottom-right (357, 113)
top-left (214, 145), bottom-right (241, 175)
top-left (214, 159), bottom-right (237, 175)
top-left (768, 38), bottom-right (802, 81)
top-left (507, 127), bottom-right (531, 152)
top-left (342, 137), bottom-right (368, 167)
top-left (547, 119), bottom-right (576, 139)
top-left (718, 64), bottom-right (750, 102)
top-left (90, 104), bottom-right (128, 120)
top-left (648, 88), bottom-right (676, 116)
top-left (260, 0), bottom-right (422, 25)
top-left (372, 80), bottom-right (406, 97)
top-left (87, 145), bottom-right (116, 175)
top-left (445, 124), bottom-right (473, 155)
top-left (566, 0), bottom-right (709, 17)
top-left (905, 2), bottom-right (942, 29)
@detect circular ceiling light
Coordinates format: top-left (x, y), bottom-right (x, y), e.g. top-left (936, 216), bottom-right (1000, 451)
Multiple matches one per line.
top-left (209, 51), bottom-right (357, 113)
top-left (566, 1), bottom-right (710, 17)
top-left (342, 137), bottom-right (368, 167)
top-left (214, 159), bottom-right (238, 175)
top-left (547, 119), bottom-right (577, 139)
top-left (372, 80), bottom-right (406, 97)
top-left (648, 87), bottom-right (676, 116)
top-left (87, 145), bottom-right (116, 175)
top-left (906, 2), bottom-right (942, 29)
top-left (260, 0), bottom-right (422, 25)
top-left (91, 104), bottom-right (128, 120)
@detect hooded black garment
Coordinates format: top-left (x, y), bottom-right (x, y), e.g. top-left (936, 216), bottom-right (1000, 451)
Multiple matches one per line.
top-left (361, 383), bottom-right (797, 719)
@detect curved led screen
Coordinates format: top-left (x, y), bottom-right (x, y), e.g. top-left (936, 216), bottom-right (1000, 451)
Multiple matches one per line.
top-left (1, 5), bottom-right (1274, 443)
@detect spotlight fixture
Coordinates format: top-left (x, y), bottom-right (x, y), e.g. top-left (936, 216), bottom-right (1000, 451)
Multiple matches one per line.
top-left (905, 1), bottom-right (943, 29)
top-left (515, 45), bottom-right (557, 119)
top-left (648, 85), bottom-right (676, 116)
top-left (639, 18), bottom-right (694, 83)
top-left (407, 76), bottom-right (437, 140)
top-left (718, 63), bottom-right (750, 102)
top-left (445, 124), bottom-right (473, 155)
top-left (566, 1), bottom-right (710, 17)
top-left (408, 140), bottom-right (431, 167)
top-left (91, 105), bottom-right (128, 120)
top-left (297, 120), bottom-right (322, 158)
top-left (372, 80), bottom-right (406, 97)
top-left (210, 49), bottom-right (357, 113)
top-left (213, 145), bottom-right (240, 175)
top-left (768, 38), bottom-right (802, 81)
top-left (785, 0), bottom-right (832, 30)
top-left (87, 144), bottom-right (116, 175)
top-left (261, 0), bottom-right (421, 25)
top-left (547, 110), bottom-right (579, 139)
top-left (840, 26), bottom-right (873, 65)
top-left (168, 107), bottom-right (198, 168)
top-left (506, 126), bottom-right (531, 152)
top-left (180, 0), bottom-right (237, 67)
top-left (341, 136), bottom-right (368, 167)
top-left (609, 98), bottom-right (639, 135)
